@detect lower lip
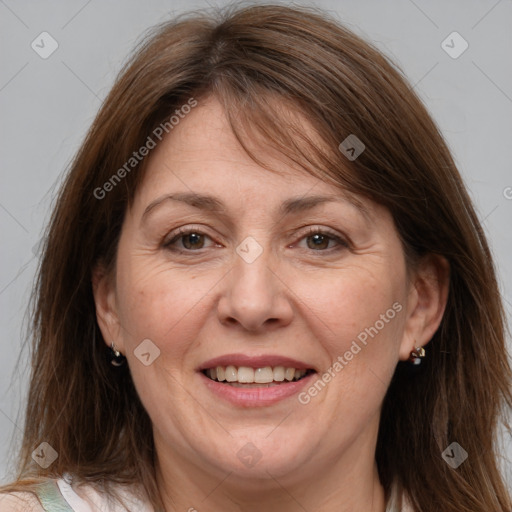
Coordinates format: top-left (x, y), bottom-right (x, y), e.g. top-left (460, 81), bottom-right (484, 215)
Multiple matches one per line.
top-left (199, 371), bottom-right (316, 407)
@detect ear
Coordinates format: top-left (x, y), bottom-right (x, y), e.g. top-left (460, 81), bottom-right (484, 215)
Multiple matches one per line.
top-left (399, 254), bottom-right (450, 361)
top-left (91, 262), bottom-right (124, 353)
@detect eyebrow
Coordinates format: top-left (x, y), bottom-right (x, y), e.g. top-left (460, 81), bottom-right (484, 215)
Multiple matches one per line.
top-left (141, 191), bottom-right (371, 225)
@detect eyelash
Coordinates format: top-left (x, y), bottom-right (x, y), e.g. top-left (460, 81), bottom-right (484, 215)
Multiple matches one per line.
top-left (163, 225), bottom-right (350, 255)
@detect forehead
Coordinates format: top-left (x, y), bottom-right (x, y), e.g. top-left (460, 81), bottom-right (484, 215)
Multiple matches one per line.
top-left (134, 95), bottom-right (370, 216)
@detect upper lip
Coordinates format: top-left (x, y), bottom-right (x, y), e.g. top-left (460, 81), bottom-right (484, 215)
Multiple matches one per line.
top-left (197, 353), bottom-right (317, 372)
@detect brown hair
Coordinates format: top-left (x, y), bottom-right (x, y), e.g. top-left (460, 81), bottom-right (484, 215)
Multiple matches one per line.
top-left (2, 3), bottom-right (511, 511)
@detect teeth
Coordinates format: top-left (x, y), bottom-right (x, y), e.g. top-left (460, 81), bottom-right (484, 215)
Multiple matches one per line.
top-left (273, 366), bottom-right (285, 381)
top-left (254, 367), bottom-right (273, 383)
top-left (225, 365), bottom-right (237, 382)
top-left (203, 365), bottom-right (310, 384)
top-left (238, 366), bottom-right (254, 383)
top-left (216, 366), bottom-right (225, 381)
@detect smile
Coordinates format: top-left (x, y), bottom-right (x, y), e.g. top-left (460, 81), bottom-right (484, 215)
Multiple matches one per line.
top-left (199, 366), bottom-right (317, 407)
top-left (202, 365), bottom-right (315, 385)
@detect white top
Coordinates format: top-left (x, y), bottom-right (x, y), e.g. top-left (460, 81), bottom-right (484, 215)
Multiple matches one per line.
top-left (0, 473), bottom-right (154, 512)
top-left (0, 473), bottom-right (413, 511)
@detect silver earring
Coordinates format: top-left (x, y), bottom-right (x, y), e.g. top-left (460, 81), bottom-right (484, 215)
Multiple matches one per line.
top-left (408, 346), bottom-right (426, 365)
top-left (110, 342), bottom-right (126, 366)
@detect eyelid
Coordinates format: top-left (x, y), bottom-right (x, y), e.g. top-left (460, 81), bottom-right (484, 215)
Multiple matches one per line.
top-left (163, 225), bottom-right (218, 248)
top-left (293, 225), bottom-right (350, 250)
top-left (163, 224), bottom-right (350, 252)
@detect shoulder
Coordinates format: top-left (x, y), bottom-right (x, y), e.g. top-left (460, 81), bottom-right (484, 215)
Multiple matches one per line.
top-left (0, 491), bottom-right (45, 511)
top-left (64, 476), bottom-right (155, 511)
top-left (386, 482), bottom-right (415, 512)
top-left (1, 474), bottom-right (154, 512)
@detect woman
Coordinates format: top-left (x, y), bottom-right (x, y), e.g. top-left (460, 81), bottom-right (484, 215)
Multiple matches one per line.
top-left (1, 3), bottom-right (511, 511)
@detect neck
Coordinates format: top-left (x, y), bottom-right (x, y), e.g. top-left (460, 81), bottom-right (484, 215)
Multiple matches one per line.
top-left (153, 429), bottom-right (387, 512)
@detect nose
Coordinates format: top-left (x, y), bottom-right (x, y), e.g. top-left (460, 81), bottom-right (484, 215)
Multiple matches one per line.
top-left (216, 246), bottom-right (294, 333)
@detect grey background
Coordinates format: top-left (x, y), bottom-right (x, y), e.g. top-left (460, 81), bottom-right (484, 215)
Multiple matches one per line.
top-left (1, 0), bottom-right (511, 488)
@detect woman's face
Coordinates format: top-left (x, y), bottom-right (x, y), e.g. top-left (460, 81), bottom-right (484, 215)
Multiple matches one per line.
top-left (94, 96), bottom-right (445, 491)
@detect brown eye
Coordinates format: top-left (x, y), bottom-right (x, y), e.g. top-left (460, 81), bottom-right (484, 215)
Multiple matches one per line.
top-left (298, 228), bottom-right (349, 252)
top-left (164, 228), bottom-right (214, 252)
top-left (181, 232), bottom-right (205, 250)
top-left (306, 233), bottom-right (331, 250)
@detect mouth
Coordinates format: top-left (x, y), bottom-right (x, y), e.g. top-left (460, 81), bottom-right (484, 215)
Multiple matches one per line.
top-left (201, 365), bottom-right (316, 387)
top-left (197, 355), bottom-right (318, 407)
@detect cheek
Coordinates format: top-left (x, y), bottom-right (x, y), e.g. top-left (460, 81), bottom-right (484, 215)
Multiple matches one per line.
top-left (114, 256), bottom-right (218, 353)
top-left (293, 262), bottom-right (405, 363)
top-left (302, 267), bottom-right (402, 339)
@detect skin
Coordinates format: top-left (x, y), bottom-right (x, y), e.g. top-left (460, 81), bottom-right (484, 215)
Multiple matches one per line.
top-left (93, 95), bottom-right (449, 512)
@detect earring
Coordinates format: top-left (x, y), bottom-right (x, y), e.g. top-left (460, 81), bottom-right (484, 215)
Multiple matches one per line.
top-left (408, 346), bottom-right (426, 365)
top-left (110, 342), bottom-right (126, 367)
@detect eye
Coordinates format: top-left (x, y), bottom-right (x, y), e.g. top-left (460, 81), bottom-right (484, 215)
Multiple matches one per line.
top-left (163, 225), bottom-right (349, 254)
top-left (163, 227), bottom-right (216, 252)
top-left (295, 227), bottom-right (349, 252)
